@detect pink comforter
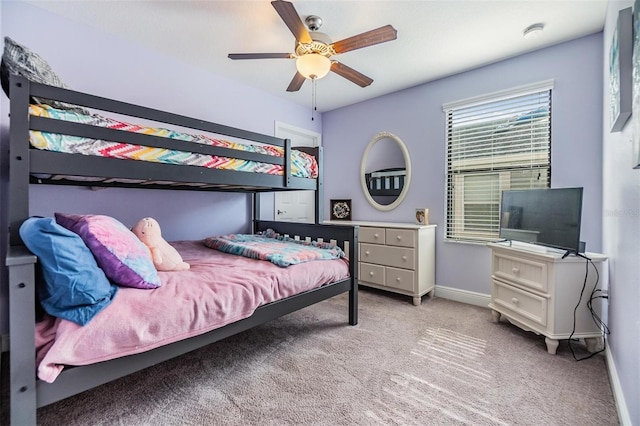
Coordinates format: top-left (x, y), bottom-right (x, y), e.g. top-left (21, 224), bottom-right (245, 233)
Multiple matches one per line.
top-left (35, 240), bottom-right (350, 383)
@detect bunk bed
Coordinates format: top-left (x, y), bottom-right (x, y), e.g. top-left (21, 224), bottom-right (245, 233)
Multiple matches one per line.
top-left (5, 75), bottom-right (359, 425)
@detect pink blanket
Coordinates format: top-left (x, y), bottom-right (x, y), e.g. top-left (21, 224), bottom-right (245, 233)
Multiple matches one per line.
top-left (35, 240), bottom-right (349, 383)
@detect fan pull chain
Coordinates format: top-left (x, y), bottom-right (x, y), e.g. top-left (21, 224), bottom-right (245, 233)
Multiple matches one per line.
top-left (311, 77), bottom-right (317, 121)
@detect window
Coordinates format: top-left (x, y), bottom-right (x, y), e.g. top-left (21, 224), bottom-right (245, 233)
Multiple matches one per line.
top-left (444, 81), bottom-right (552, 243)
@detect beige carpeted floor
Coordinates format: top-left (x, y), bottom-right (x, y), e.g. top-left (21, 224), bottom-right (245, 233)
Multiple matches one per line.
top-left (5, 289), bottom-right (618, 425)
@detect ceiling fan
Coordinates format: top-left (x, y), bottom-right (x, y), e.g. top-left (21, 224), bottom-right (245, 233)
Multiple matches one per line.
top-left (228, 0), bottom-right (398, 92)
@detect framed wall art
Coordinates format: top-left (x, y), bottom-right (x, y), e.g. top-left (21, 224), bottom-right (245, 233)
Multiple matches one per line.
top-left (632, 0), bottom-right (640, 168)
top-left (610, 6), bottom-right (633, 132)
top-left (330, 199), bottom-right (352, 221)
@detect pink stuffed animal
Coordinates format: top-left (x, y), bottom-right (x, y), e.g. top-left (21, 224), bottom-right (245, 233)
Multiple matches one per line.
top-left (131, 217), bottom-right (190, 271)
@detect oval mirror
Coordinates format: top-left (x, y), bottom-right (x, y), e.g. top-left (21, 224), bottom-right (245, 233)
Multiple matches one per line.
top-left (360, 131), bottom-right (412, 211)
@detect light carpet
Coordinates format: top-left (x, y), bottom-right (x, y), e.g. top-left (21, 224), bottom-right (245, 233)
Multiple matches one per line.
top-left (6, 289), bottom-right (619, 425)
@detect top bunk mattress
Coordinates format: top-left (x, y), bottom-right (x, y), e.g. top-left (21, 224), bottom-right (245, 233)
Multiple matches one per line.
top-left (28, 104), bottom-right (318, 182)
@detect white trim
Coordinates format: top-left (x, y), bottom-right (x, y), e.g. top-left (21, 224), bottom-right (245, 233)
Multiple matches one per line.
top-left (442, 79), bottom-right (555, 111)
top-left (433, 285), bottom-right (491, 308)
top-left (274, 121), bottom-right (321, 147)
top-left (273, 122), bottom-right (320, 224)
top-left (605, 343), bottom-right (632, 425)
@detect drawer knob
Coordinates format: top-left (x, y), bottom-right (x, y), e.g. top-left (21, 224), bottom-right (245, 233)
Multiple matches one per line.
top-left (511, 267), bottom-right (520, 275)
top-left (396, 235), bottom-right (402, 240)
top-left (369, 271), bottom-right (375, 276)
top-left (402, 256), bottom-right (407, 261)
top-left (374, 233), bottom-right (379, 238)
top-left (396, 277), bottom-right (401, 282)
top-left (365, 250), bottom-right (370, 256)
top-left (511, 297), bottom-right (519, 305)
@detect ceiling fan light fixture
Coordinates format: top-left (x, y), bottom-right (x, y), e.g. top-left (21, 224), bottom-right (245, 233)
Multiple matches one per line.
top-left (229, 2), bottom-right (396, 93)
top-left (296, 53), bottom-right (331, 80)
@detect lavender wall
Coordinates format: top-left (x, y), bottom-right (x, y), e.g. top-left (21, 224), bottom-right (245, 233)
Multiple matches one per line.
top-left (0, 2), bottom-right (320, 336)
top-left (602, 1), bottom-right (640, 423)
top-left (1, 1), bottom-right (635, 421)
top-left (323, 34), bottom-right (604, 296)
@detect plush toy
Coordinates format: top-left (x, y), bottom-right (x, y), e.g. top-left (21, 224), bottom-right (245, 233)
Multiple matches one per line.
top-left (131, 217), bottom-right (190, 271)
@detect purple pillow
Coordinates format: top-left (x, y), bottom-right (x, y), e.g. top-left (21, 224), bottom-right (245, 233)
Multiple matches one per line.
top-left (55, 213), bottom-right (161, 289)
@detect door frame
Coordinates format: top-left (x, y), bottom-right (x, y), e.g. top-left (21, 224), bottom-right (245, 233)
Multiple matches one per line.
top-left (274, 122), bottom-right (321, 223)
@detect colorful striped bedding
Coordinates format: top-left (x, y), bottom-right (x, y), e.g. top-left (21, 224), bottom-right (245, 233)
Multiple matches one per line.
top-left (28, 104), bottom-right (318, 178)
top-left (204, 228), bottom-right (345, 267)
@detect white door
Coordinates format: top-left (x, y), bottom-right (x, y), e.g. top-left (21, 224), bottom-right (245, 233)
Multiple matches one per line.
top-left (274, 122), bottom-right (321, 223)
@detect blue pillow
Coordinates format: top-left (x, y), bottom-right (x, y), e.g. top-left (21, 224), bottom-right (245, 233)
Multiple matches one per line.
top-left (19, 217), bottom-right (118, 326)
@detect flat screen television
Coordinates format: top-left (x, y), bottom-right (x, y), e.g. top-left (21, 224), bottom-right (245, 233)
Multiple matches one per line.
top-left (499, 187), bottom-right (584, 254)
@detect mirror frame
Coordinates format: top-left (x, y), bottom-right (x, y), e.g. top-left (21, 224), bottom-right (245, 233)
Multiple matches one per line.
top-left (360, 131), bottom-right (412, 211)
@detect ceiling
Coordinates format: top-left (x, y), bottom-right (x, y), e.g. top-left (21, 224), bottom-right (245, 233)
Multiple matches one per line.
top-left (25, 0), bottom-right (608, 112)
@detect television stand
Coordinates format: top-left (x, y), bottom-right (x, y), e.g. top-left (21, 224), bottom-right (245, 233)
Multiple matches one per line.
top-left (487, 242), bottom-right (607, 354)
top-left (561, 250), bottom-right (588, 260)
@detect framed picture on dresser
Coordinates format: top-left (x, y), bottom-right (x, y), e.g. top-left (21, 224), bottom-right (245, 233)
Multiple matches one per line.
top-left (415, 208), bottom-right (429, 225)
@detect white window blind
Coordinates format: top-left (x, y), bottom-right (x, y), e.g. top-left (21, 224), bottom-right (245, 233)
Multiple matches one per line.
top-left (444, 83), bottom-right (552, 243)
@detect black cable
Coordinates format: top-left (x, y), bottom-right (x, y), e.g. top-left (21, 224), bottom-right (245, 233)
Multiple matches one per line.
top-left (586, 257), bottom-right (610, 337)
top-left (568, 256), bottom-right (609, 361)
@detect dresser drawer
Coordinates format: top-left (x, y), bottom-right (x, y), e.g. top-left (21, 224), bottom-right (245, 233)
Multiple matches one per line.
top-left (360, 243), bottom-right (415, 270)
top-left (492, 279), bottom-right (547, 326)
top-left (385, 267), bottom-right (415, 292)
top-left (360, 227), bottom-right (386, 244)
top-left (385, 228), bottom-right (416, 248)
top-left (359, 263), bottom-right (385, 286)
top-left (492, 252), bottom-right (548, 293)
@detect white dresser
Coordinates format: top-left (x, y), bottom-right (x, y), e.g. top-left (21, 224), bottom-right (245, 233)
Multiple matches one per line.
top-left (327, 221), bottom-right (436, 305)
top-left (487, 242), bottom-right (607, 354)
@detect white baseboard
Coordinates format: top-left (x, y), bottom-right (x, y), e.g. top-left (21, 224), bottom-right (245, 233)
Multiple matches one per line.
top-left (433, 285), bottom-right (491, 308)
top-left (605, 343), bottom-right (632, 425)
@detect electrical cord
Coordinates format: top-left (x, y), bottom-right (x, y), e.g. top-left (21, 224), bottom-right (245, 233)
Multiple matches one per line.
top-left (568, 255), bottom-right (610, 361)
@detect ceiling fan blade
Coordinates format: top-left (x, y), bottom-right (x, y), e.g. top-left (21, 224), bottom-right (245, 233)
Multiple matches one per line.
top-left (271, 0), bottom-right (312, 44)
top-left (286, 72), bottom-right (306, 92)
top-left (332, 25), bottom-right (398, 54)
top-left (228, 53), bottom-right (293, 60)
top-left (330, 62), bottom-right (373, 88)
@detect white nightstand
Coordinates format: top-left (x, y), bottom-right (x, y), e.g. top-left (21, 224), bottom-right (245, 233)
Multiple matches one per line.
top-left (487, 242), bottom-right (607, 354)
